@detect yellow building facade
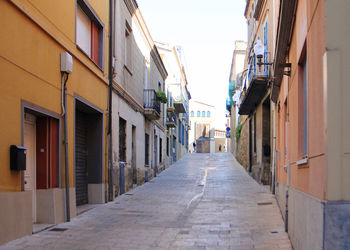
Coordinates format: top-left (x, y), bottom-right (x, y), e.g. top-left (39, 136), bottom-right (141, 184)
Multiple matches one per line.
top-left (0, 0), bottom-right (109, 244)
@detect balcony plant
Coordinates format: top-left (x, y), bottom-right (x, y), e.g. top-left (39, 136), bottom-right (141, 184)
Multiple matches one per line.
top-left (156, 91), bottom-right (167, 104)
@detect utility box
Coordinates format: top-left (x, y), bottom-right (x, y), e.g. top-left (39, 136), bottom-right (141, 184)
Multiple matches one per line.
top-left (10, 145), bottom-right (27, 171)
top-left (60, 52), bottom-right (73, 74)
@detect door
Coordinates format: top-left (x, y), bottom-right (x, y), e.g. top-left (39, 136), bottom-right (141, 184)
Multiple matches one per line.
top-left (249, 118), bottom-right (253, 172)
top-left (24, 113), bottom-right (37, 223)
top-left (131, 125), bottom-right (136, 185)
top-left (154, 133), bottom-right (157, 175)
top-left (75, 111), bottom-right (88, 206)
top-left (172, 135), bottom-right (176, 163)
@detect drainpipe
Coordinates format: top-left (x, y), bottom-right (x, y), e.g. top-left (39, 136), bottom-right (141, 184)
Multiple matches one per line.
top-left (285, 112), bottom-right (290, 233)
top-left (62, 73), bottom-right (70, 222)
top-left (107, 0), bottom-right (115, 202)
top-left (271, 104), bottom-right (276, 195)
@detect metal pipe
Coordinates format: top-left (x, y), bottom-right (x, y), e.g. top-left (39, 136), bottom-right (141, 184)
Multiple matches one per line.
top-left (107, 0), bottom-right (114, 201)
top-left (62, 73), bottom-right (70, 222)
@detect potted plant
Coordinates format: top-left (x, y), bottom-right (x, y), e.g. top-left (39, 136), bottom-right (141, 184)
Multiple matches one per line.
top-left (156, 91), bottom-right (167, 104)
top-left (167, 107), bottom-right (175, 112)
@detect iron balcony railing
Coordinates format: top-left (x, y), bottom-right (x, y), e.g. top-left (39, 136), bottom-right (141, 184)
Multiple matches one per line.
top-left (144, 89), bottom-right (160, 114)
top-left (166, 108), bottom-right (177, 125)
top-left (246, 52), bottom-right (272, 87)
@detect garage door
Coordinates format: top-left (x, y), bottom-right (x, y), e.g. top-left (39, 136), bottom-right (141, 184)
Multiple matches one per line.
top-left (75, 111), bottom-right (88, 206)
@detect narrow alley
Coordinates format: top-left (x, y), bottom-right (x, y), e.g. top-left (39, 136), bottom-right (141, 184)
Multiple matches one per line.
top-left (1, 153), bottom-right (292, 250)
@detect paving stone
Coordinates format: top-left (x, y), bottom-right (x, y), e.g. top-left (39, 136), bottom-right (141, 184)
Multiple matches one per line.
top-left (0, 153), bottom-right (292, 250)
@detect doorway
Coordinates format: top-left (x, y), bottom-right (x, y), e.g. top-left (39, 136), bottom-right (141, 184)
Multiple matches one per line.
top-left (154, 132), bottom-right (158, 176)
top-left (131, 125), bottom-right (137, 185)
top-left (23, 111), bottom-right (59, 223)
top-left (75, 99), bottom-right (103, 206)
top-left (24, 113), bottom-right (37, 223)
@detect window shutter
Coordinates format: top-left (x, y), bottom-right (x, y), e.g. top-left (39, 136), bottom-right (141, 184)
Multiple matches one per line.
top-left (77, 6), bottom-right (91, 57)
top-left (91, 22), bottom-right (99, 65)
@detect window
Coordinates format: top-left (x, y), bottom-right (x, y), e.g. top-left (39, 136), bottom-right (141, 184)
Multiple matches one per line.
top-left (202, 111), bottom-right (205, 117)
top-left (207, 111), bottom-right (211, 117)
top-left (76, 0), bottom-right (104, 68)
top-left (197, 111), bottom-right (200, 117)
top-left (191, 111), bottom-right (194, 117)
top-left (119, 117), bottom-right (126, 162)
top-left (145, 133), bottom-right (149, 165)
top-left (299, 55), bottom-right (308, 157)
top-left (125, 21), bottom-right (132, 71)
top-left (264, 20), bottom-right (268, 76)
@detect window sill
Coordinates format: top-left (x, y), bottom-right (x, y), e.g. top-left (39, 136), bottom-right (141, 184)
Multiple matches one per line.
top-left (123, 65), bottom-right (133, 76)
top-left (296, 157), bottom-right (308, 168)
top-left (76, 45), bottom-right (104, 72)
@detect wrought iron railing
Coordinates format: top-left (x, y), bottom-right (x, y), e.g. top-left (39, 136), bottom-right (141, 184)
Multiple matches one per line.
top-left (166, 108), bottom-right (177, 124)
top-left (144, 89), bottom-right (160, 114)
top-left (245, 52), bottom-right (272, 90)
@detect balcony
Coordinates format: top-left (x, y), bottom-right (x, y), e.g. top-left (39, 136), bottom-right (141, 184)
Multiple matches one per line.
top-left (144, 89), bottom-right (160, 120)
top-left (168, 83), bottom-right (187, 113)
top-left (239, 54), bottom-right (271, 115)
top-left (166, 108), bottom-right (177, 128)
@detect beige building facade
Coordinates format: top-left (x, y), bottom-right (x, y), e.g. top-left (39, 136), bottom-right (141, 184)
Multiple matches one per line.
top-left (111, 0), bottom-right (167, 195)
top-left (189, 101), bottom-right (215, 153)
top-left (156, 42), bottom-right (191, 164)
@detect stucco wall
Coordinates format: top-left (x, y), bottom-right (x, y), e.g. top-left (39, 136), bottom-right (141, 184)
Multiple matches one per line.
top-left (276, 0), bottom-right (326, 200)
top-left (0, 0), bottom-right (108, 193)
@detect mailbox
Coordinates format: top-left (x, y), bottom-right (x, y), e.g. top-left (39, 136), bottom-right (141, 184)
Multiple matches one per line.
top-left (10, 145), bottom-right (27, 171)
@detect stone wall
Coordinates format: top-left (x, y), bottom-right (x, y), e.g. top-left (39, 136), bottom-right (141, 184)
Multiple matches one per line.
top-left (235, 120), bottom-right (249, 169)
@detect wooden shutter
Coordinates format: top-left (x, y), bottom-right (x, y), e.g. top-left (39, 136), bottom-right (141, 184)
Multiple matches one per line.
top-left (91, 22), bottom-right (99, 65)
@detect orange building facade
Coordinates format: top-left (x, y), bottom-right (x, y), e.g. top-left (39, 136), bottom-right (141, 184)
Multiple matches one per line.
top-left (0, 0), bottom-right (109, 244)
top-left (272, 0), bottom-right (350, 249)
top-left (237, 0), bottom-right (350, 248)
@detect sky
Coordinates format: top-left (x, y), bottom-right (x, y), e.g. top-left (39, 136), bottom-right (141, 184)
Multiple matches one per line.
top-left (137, 0), bottom-right (247, 129)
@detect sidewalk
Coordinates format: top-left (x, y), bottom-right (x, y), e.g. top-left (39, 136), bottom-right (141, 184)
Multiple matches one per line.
top-left (1, 153), bottom-right (292, 250)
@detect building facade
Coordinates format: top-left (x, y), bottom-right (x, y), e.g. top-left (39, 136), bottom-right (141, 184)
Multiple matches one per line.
top-left (234, 0), bottom-right (350, 249)
top-left (227, 41), bottom-right (247, 158)
top-left (237, 0), bottom-right (277, 185)
top-left (156, 42), bottom-right (191, 165)
top-left (111, 0), bottom-right (168, 195)
top-left (272, 0), bottom-right (350, 249)
top-left (189, 101), bottom-right (215, 153)
top-left (0, 0), bottom-right (109, 244)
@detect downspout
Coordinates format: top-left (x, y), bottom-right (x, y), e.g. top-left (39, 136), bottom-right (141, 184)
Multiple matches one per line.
top-left (62, 73), bottom-right (70, 222)
top-left (107, 0), bottom-right (114, 202)
top-left (285, 104), bottom-right (290, 233)
top-left (271, 103), bottom-right (276, 195)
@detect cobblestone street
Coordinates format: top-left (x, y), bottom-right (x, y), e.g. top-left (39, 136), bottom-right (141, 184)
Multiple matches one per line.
top-left (1, 153), bottom-right (292, 250)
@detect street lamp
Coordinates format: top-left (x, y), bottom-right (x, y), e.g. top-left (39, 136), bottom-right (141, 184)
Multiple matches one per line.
top-left (254, 39), bottom-right (264, 70)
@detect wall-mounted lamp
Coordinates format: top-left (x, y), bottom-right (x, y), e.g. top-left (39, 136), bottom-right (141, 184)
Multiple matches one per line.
top-left (253, 39), bottom-right (273, 71)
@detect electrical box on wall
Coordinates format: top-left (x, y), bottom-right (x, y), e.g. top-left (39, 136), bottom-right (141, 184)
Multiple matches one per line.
top-left (60, 52), bottom-right (73, 74)
top-left (10, 145), bottom-right (26, 171)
